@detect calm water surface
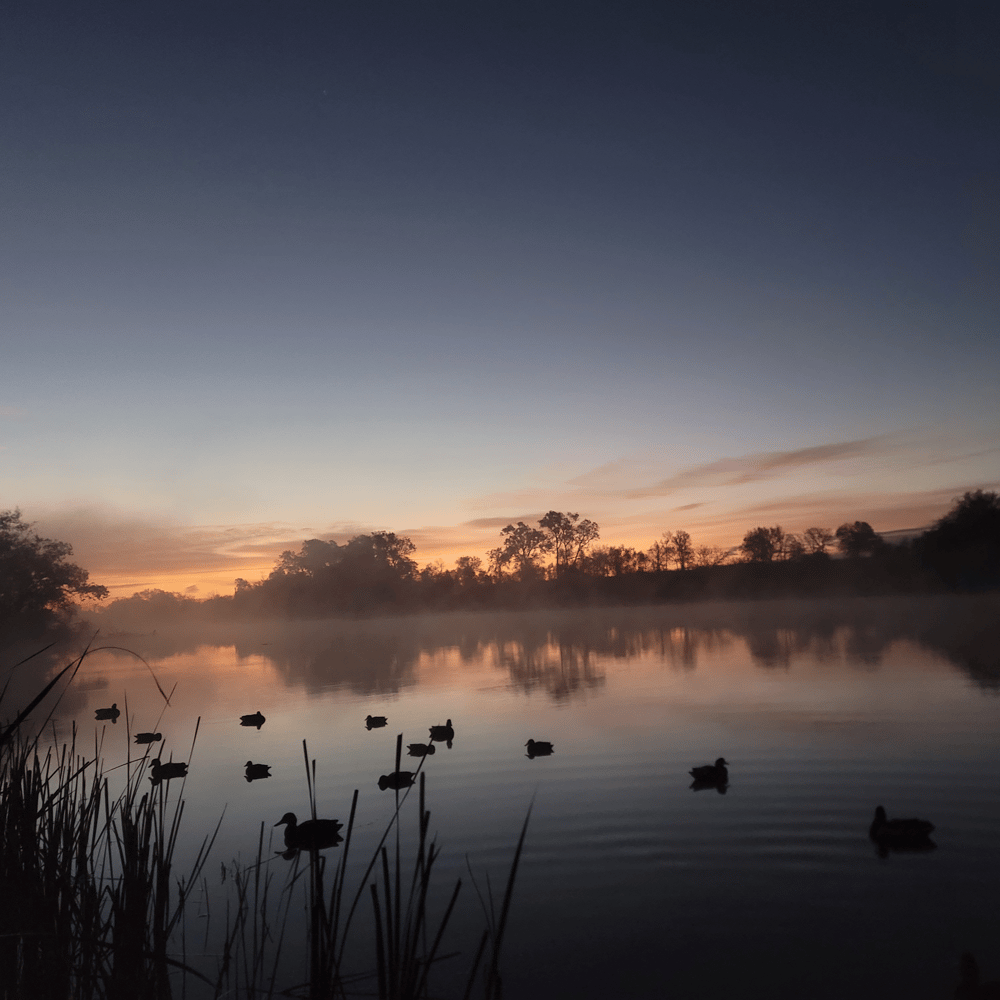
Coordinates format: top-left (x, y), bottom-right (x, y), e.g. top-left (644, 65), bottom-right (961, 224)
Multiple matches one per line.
top-left (45, 597), bottom-right (1000, 998)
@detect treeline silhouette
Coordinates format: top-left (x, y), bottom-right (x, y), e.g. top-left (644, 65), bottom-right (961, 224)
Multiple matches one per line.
top-left (79, 490), bottom-right (999, 625)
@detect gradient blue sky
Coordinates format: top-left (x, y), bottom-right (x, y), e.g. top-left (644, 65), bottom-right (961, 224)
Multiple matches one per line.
top-left (3, 1), bottom-right (998, 595)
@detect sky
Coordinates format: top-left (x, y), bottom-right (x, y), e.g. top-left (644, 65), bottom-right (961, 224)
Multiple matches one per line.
top-left (2, 1), bottom-right (998, 598)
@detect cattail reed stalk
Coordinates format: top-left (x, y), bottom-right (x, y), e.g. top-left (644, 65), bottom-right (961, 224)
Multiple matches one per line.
top-left (3, 648), bottom-right (527, 999)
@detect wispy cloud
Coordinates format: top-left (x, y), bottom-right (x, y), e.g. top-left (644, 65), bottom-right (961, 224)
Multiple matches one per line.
top-left (462, 514), bottom-right (548, 529)
top-left (464, 435), bottom-right (908, 514)
top-left (689, 481), bottom-right (1000, 535)
top-left (621, 435), bottom-right (897, 500)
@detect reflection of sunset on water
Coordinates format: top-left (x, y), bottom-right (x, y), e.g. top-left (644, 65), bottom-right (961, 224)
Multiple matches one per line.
top-left (13, 598), bottom-right (998, 998)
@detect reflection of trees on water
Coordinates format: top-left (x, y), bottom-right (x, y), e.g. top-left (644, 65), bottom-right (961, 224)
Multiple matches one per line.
top-left (843, 624), bottom-right (894, 668)
top-left (493, 637), bottom-right (605, 701)
top-left (725, 597), bottom-right (1000, 688)
top-left (255, 633), bottom-right (418, 697)
top-left (640, 626), bottom-right (732, 671)
top-left (744, 628), bottom-right (797, 670)
top-left (59, 595), bottom-right (1000, 699)
top-left (918, 612), bottom-right (1000, 691)
top-left (740, 622), bottom-right (882, 671)
top-left (474, 622), bottom-right (732, 700)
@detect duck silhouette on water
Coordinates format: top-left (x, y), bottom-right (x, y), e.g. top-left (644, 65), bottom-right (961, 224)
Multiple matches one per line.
top-left (378, 770), bottom-right (416, 791)
top-left (245, 761), bottom-right (271, 782)
top-left (274, 812), bottom-right (343, 853)
top-left (134, 732), bottom-right (161, 744)
top-left (95, 704), bottom-right (120, 722)
top-left (689, 757), bottom-right (729, 793)
top-left (428, 719), bottom-right (454, 749)
top-left (525, 739), bottom-right (554, 758)
top-left (239, 711), bottom-right (265, 729)
top-left (406, 742), bottom-right (435, 757)
top-left (868, 805), bottom-right (936, 856)
top-left (365, 715), bottom-right (388, 730)
top-left (149, 759), bottom-right (188, 785)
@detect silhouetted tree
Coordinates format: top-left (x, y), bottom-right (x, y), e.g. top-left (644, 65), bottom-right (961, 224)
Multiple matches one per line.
top-left (647, 532), bottom-right (675, 571)
top-left (918, 490), bottom-right (1000, 590)
top-left (487, 547), bottom-right (507, 580)
top-left (673, 530), bottom-right (694, 570)
top-left (782, 533), bottom-right (806, 560)
top-left (454, 556), bottom-right (483, 587)
top-left (257, 531), bottom-right (418, 614)
top-left (418, 560), bottom-right (447, 583)
top-left (803, 526), bottom-right (834, 555)
top-left (586, 545), bottom-right (643, 576)
top-left (539, 511), bottom-right (599, 575)
top-left (0, 509), bottom-right (108, 638)
top-left (272, 538), bottom-right (341, 577)
top-left (495, 522), bottom-right (550, 580)
top-left (835, 521), bottom-right (883, 558)
top-left (693, 545), bottom-right (729, 568)
top-left (94, 588), bottom-right (204, 625)
top-left (741, 526), bottom-right (786, 562)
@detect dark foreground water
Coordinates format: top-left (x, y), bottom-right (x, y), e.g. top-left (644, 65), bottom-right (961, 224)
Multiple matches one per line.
top-left (41, 596), bottom-right (1000, 998)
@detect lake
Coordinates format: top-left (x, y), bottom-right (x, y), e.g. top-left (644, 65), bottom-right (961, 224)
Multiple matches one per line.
top-left (37, 595), bottom-right (1000, 998)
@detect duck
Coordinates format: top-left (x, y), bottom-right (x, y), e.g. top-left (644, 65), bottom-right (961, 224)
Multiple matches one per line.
top-left (525, 739), bottom-right (554, 757)
top-left (274, 812), bottom-right (343, 851)
top-left (689, 758), bottom-right (729, 784)
top-left (378, 770), bottom-right (416, 791)
top-left (956, 952), bottom-right (1000, 999)
top-left (244, 760), bottom-right (272, 781)
top-left (868, 806), bottom-right (935, 850)
top-left (365, 714), bottom-right (388, 729)
top-left (239, 711), bottom-right (266, 729)
top-left (133, 732), bottom-right (162, 744)
top-left (149, 759), bottom-right (188, 784)
top-left (95, 704), bottom-right (120, 721)
top-left (428, 719), bottom-right (455, 743)
top-left (406, 742), bottom-right (435, 757)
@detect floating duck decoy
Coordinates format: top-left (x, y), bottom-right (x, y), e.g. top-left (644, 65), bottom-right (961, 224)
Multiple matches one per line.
top-left (428, 720), bottom-right (454, 747)
top-left (245, 760), bottom-right (272, 781)
top-left (378, 770), bottom-right (416, 791)
top-left (956, 952), bottom-right (1000, 999)
top-left (868, 805), bottom-right (936, 855)
top-left (274, 812), bottom-right (343, 851)
top-left (95, 704), bottom-right (120, 722)
top-left (149, 759), bottom-right (188, 784)
top-left (365, 715), bottom-right (388, 730)
top-left (133, 732), bottom-right (162, 744)
top-left (407, 742), bottom-right (435, 757)
top-left (689, 758), bottom-right (729, 784)
top-left (525, 739), bottom-right (554, 758)
top-left (239, 711), bottom-right (266, 729)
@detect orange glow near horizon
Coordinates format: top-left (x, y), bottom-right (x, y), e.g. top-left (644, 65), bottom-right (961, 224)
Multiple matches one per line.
top-left (73, 491), bottom-right (953, 603)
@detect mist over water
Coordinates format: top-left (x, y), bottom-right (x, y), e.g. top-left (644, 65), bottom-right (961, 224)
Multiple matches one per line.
top-left (17, 596), bottom-right (1000, 997)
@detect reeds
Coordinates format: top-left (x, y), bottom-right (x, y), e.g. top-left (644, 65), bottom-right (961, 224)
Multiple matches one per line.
top-left (2, 646), bottom-right (528, 1000)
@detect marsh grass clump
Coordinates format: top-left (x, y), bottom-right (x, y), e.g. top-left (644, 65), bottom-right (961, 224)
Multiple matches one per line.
top-left (0, 729), bottom-right (219, 999)
top-left (209, 735), bottom-right (529, 999)
top-left (2, 646), bottom-right (528, 1000)
top-left (0, 643), bottom-right (217, 998)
